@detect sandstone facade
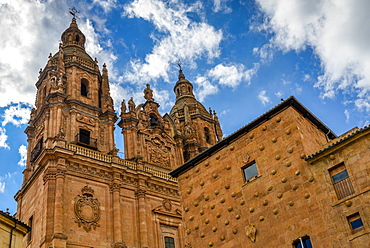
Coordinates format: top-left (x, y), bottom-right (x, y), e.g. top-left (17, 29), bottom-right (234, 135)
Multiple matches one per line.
top-left (170, 97), bottom-right (370, 247)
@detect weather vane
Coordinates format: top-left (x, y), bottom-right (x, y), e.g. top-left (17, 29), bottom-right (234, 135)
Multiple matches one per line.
top-left (177, 59), bottom-right (182, 70)
top-left (69, 7), bottom-right (80, 19)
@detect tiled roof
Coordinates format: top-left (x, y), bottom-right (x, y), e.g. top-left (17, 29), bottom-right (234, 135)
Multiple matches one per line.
top-left (305, 125), bottom-right (370, 160)
top-left (170, 96), bottom-right (337, 177)
top-left (0, 210), bottom-right (30, 230)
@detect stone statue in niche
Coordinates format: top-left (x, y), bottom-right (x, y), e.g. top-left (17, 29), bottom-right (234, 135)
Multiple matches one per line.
top-left (74, 185), bottom-right (100, 232)
top-left (245, 223), bottom-right (257, 242)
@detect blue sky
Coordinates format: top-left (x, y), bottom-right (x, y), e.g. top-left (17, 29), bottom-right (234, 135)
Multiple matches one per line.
top-left (0, 0), bottom-right (369, 213)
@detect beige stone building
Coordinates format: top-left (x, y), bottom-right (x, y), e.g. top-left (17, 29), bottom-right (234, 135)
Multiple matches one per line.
top-left (0, 209), bottom-right (29, 248)
top-left (15, 16), bottom-right (370, 248)
top-left (170, 97), bottom-right (370, 247)
top-left (14, 17), bottom-right (222, 248)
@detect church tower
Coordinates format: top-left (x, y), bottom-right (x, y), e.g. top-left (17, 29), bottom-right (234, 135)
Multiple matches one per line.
top-left (24, 17), bottom-right (117, 182)
top-left (118, 67), bottom-right (223, 168)
top-left (170, 68), bottom-right (223, 161)
top-left (15, 17), bottom-right (183, 248)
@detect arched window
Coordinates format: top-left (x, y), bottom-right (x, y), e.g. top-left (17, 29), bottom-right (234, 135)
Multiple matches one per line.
top-left (164, 236), bottom-right (175, 248)
top-left (204, 127), bottom-right (211, 143)
top-left (150, 114), bottom-right (159, 127)
top-left (75, 35), bottom-right (80, 42)
top-left (81, 79), bottom-right (89, 97)
top-left (177, 88), bottom-right (180, 95)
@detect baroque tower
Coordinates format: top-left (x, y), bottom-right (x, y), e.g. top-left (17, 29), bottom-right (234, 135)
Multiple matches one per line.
top-left (119, 68), bottom-right (223, 168)
top-left (15, 18), bottom-right (183, 248)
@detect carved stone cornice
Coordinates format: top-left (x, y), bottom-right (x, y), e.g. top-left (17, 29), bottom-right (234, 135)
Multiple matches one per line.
top-left (43, 169), bottom-right (57, 184)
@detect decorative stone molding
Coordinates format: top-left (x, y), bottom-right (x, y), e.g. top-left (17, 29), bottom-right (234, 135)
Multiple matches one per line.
top-left (74, 185), bottom-right (101, 232)
top-left (112, 242), bottom-right (127, 248)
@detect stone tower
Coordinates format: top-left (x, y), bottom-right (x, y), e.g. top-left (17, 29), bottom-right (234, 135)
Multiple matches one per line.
top-left (170, 68), bottom-right (222, 161)
top-left (118, 68), bottom-right (223, 169)
top-left (24, 17), bottom-right (116, 179)
top-left (15, 18), bottom-right (183, 248)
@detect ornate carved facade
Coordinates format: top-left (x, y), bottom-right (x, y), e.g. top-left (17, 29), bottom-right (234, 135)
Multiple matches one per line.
top-left (15, 18), bottom-right (202, 248)
top-left (118, 70), bottom-right (223, 168)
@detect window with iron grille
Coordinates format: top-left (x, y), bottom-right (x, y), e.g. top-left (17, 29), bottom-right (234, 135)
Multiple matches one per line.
top-left (164, 236), bottom-right (175, 248)
top-left (329, 163), bottom-right (354, 199)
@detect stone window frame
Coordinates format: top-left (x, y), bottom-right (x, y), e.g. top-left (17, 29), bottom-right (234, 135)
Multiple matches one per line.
top-left (347, 212), bottom-right (364, 233)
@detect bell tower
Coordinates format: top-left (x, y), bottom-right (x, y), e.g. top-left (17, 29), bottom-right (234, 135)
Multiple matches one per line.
top-left (23, 17), bottom-right (117, 181)
top-left (16, 17), bottom-right (183, 248)
top-left (170, 68), bottom-right (223, 161)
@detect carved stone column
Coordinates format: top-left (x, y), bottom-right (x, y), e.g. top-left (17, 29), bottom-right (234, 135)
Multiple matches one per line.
top-left (136, 189), bottom-right (148, 248)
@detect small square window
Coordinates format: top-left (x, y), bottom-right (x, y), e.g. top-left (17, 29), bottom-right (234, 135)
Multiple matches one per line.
top-left (293, 236), bottom-right (312, 248)
top-left (242, 162), bottom-right (258, 181)
top-left (347, 213), bottom-right (364, 233)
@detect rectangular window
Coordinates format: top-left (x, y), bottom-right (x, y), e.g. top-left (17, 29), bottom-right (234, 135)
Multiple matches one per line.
top-left (242, 161), bottom-right (258, 182)
top-left (79, 129), bottom-right (90, 145)
top-left (347, 213), bottom-right (364, 233)
top-left (293, 236), bottom-right (312, 248)
top-left (164, 236), bottom-right (175, 248)
top-left (28, 215), bottom-right (33, 242)
top-left (329, 163), bottom-right (355, 199)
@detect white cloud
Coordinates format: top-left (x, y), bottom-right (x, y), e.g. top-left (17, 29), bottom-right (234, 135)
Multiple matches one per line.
top-left (0, 181), bottom-right (4, 193)
top-left (0, 127), bottom-right (9, 149)
top-left (258, 90), bottom-right (270, 106)
top-left (194, 76), bottom-right (219, 102)
top-left (275, 91), bottom-right (284, 98)
top-left (255, 0), bottom-right (370, 111)
top-left (2, 104), bottom-right (31, 127)
top-left (212, 0), bottom-right (232, 13)
top-left (208, 63), bottom-right (258, 88)
top-left (18, 145), bottom-right (27, 167)
top-left (92, 0), bottom-right (117, 13)
top-left (122, 0), bottom-right (223, 85)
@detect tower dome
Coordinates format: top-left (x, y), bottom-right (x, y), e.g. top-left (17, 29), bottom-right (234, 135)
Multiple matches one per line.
top-left (61, 17), bottom-right (86, 49)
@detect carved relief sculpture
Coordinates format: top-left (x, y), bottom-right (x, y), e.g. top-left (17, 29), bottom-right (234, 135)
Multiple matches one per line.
top-left (246, 223), bottom-right (257, 243)
top-left (74, 185), bottom-right (101, 232)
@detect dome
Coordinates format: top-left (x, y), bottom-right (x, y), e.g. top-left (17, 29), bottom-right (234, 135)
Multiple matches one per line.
top-left (61, 18), bottom-right (86, 49)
